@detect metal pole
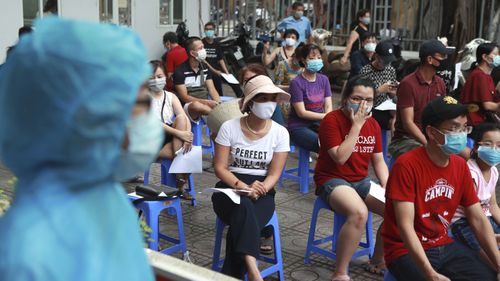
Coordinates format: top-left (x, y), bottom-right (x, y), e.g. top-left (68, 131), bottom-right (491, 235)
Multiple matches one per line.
top-left (418, 0), bottom-right (423, 45)
top-left (383, 0), bottom-right (388, 31)
top-left (252, 0), bottom-right (257, 40)
top-left (479, 0), bottom-right (486, 38)
top-left (327, 0), bottom-right (331, 32)
top-left (333, 0), bottom-right (338, 38)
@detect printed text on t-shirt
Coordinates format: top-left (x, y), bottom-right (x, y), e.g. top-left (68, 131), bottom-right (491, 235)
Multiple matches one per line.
top-left (232, 148), bottom-right (269, 170)
top-left (345, 134), bottom-right (375, 153)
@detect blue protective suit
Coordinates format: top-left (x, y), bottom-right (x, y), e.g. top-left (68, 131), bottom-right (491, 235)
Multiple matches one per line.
top-left (0, 18), bottom-right (154, 281)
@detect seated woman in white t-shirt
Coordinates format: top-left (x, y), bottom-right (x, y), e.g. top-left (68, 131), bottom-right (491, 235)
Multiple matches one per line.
top-left (211, 75), bottom-right (290, 281)
top-left (148, 60), bottom-right (193, 199)
top-left (451, 122), bottom-right (500, 265)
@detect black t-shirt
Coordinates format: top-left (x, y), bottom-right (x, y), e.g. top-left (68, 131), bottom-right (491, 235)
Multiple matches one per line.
top-left (202, 38), bottom-right (224, 69)
top-left (351, 25), bottom-right (369, 54)
top-left (173, 60), bottom-right (213, 88)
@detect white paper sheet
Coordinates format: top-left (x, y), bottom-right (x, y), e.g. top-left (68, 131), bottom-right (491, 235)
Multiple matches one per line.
top-left (168, 146), bottom-right (202, 174)
top-left (374, 99), bottom-right (397, 111)
top-left (369, 181), bottom-right (386, 203)
top-left (221, 73), bottom-right (240, 85)
top-left (203, 188), bottom-right (241, 204)
top-left (454, 63), bottom-right (462, 90)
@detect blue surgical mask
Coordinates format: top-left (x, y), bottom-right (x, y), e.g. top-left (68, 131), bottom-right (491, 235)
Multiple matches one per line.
top-left (114, 110), bottom-right (164, 181)
top-left (294, 11), bottom-right (303, 18)
top-left (436, 130), bottom-right (467, 155)
top-left (361, 17), bottom-right (371, 25)
top-left (346, 101), bottom-right (372, 114)
top-left (477, 146), bottom-right (500, 166)
top-left (306, 59), bottom-right (323, 73)
top-left (205, 30), bottom-right (215, 38)
top-left (492, 55), bottom-right (500, 68)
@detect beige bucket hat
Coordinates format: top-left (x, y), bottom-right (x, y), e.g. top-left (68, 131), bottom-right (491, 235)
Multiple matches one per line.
top-left (240, 75), bottom-right (290, 113)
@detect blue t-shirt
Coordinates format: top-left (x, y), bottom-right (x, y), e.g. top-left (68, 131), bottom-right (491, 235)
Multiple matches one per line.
top-left (277, 16), bottom-right (312, 45)
top-left (288, 73), bottom-right (332, 129)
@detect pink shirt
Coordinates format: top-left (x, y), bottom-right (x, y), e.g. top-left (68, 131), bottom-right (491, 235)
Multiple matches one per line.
top-left (453, 159), bottom-right (499, 221)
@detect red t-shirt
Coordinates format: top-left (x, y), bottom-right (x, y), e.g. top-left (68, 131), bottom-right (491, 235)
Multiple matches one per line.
top-left (314, 109), bottom-right (382, 186)
top-left (164, 45), bottom-right (188, 91)
top-left (382, 147), bottom-right (479, 266)
top-left (461, 67), bottom-right (499, 125)
top-left (393, 69), bottom-right (446, 140)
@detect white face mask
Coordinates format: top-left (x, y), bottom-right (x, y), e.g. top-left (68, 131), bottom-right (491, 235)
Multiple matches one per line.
top-left (364, 42), bottom-right (377, 53)
top-left (196, 48), bottom-right (207, 61)
top-left (285, 38), bottom-right (297, 47)
top-left (250, 101), bottom-right (277, 120)
top-left (113, 110), bottom-right (164, 181)
top-left (148, 77), bottom-right (166, 92)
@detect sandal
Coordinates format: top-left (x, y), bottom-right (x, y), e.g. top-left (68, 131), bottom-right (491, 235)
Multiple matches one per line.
top-left (175, 176), bottom-right (192, 200)
top-left (331, 274), bottom-right (351, 281)
top-left (124, 175), bottom-right (144, 183)
top-left (260, 237), bottom-right (274, 255)
top-left (364, 260), bottom-right (386, 276)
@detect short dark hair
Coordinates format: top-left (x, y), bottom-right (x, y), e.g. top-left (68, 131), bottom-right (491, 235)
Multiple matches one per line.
top-left (204, 22), bottom-right (216, 29)
top-left (163, 32), bottom-right (178, 44)
top-left (296, 43), bottom-right (323, 67)
top-left (356, 9), bottom-right (370, 23)
top-left (284, 28), bottom-right (300, 40)
top-left (239, 63), bottom-right (269, 84)
top-left (18, 26), bottom-right (33, 37)
top-left (360, 32), bottom-right (376, 42)
top-left (470, 122), bottom-right (500, 159)
top-left (292, 1), bottom-right (304, 10)
top-left (476, 42), bottom-right (498, 65)
top-left (185, 36), bottom-right (201, 52)
top-left (149, 60), bottom-right (165, 75)
top-left (341, 76), bottom-right (376, 106)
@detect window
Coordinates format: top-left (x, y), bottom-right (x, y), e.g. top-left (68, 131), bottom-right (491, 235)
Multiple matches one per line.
top-left (159, 0), bottom-right (183, 25)
top-left (23, 0), bottom-right (59, 26)
top-left (99, 0), bottom-right (131, 26)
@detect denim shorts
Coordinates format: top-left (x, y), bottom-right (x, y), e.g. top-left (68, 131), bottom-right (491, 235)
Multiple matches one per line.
top-left (316, 177), bottom-right (371, 205)
top-left (450, 216), bottom-right (500, 251)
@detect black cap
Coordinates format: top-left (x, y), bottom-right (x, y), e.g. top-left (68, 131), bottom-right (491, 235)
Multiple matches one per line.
top-left (421, 96), bottom-right (476, 129)
top-left (375, 41), bottom-right (397, 65)
top-left (419, 39), bottom-right (455, 59)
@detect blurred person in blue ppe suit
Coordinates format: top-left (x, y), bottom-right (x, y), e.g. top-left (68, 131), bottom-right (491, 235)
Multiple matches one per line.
top-left (0, 17), bottom-right (164, 281)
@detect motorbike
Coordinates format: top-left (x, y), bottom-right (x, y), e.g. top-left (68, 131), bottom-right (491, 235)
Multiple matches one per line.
top-left (176, 20), bottom-right (190, 48)
top-left (218, 22), bottom-right (262, 76)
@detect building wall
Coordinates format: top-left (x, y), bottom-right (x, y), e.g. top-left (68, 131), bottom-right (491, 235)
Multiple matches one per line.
top-left (0, 1), bottom-right (24, 64)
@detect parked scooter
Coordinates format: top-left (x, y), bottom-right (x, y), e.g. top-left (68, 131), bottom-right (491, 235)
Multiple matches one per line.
top-left (219, 22), bottom-right (261, 76)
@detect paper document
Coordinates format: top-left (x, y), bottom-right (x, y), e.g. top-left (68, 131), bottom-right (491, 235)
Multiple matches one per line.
top-left (369, 181), bottom-right (386, 203)
top-left (203, 188), bottom-right (241, 204)
top-left (168, 146), bottom-right (202, 174)
top-left (375, 99), bottom-right (397, 111)
top-left (221, 73), bottom-right (240, 85)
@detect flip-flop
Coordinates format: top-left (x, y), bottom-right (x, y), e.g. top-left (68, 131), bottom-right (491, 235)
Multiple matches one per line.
top-left (364, 260), bottom-right (386, 276)
top-left (260, 237), bottom-right (273, 255)
top-left (331, 274), bottom-right (350, 281)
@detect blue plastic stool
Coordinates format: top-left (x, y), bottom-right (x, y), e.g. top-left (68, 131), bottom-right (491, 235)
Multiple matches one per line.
top-left (192, 119), bottom-right (215, 157)
top-left (144, 159), bottom-right (196, 206)
top-left (304, 197), bottom-right (374, 265)
top-left (128, 193), bottom-right (187, 256)
top-left (381, 129), bottom-right (390, 164)
top-left (279, 145), bottom-right (314, 193)
top-left (212, 211), bottom-right (285, 281)
top-left (384, 270), bottom-right (398, 281)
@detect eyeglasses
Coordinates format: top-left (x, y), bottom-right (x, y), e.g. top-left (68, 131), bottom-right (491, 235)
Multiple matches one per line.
top-left (477, 141), bottom-right (500, 150)
top-left (349, 96), bottom-right (374, 104)
top-left (439, 125), bottom-right (472, 134)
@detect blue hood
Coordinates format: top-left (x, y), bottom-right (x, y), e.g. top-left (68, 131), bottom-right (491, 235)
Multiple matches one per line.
top-left (0, 18), bottom-right (154, 281)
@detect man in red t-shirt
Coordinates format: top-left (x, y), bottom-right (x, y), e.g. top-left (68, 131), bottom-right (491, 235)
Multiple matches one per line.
top-left (389, 39), bottom-right (453, 161)
top-left (383, 96), bottom-right (500, 281)
top-left (162, 32), bottom-right (188, 91)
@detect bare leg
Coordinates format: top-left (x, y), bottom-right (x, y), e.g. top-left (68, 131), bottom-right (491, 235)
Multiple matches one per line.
top-left (328, 186), bottom-right (369, 279)
top-left (365, 194), bottom-right (386, 268)
top-left (244, 255), bottom-right (263, 281)
top-left (188, 100), bottom-right (213, 121)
